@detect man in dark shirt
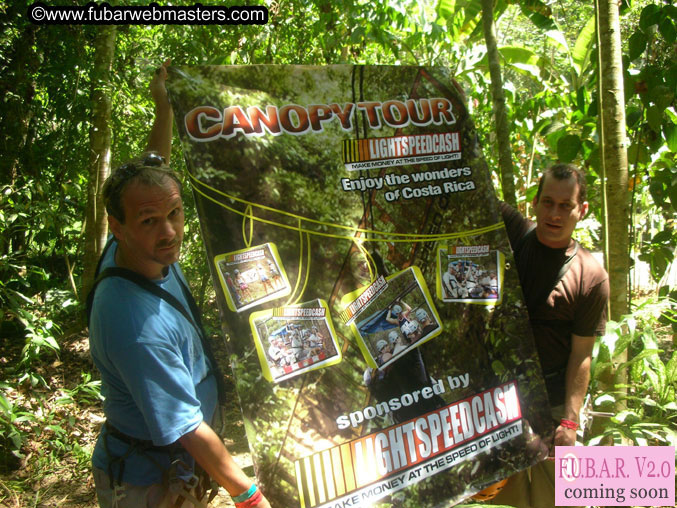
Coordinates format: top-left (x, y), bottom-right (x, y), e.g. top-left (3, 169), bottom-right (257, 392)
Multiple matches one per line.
top-left (492, 163), bottom-right (609, 508)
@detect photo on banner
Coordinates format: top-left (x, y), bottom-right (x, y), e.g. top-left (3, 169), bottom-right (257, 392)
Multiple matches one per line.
top-left (340, 266), bottom-right (442, 370)
top-left (436, 244), bottom-right (504, 304)
top-left (214, 242), bottom-right (291, 312)
top-left (249, 299), bottom-right (342, 383)
top-left (168, 65), bottom-right (554, 508)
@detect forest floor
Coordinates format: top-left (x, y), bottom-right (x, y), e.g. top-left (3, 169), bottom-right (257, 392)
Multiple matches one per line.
top-left (0, 328), bottom-right (249, 508)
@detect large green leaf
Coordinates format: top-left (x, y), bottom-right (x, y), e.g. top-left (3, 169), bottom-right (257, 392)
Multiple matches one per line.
top-left (647, 105), bottom-right (663, 133)
top-left (572, 16), bottom-right (596, 74)
top-left (649, 85), bottom-right (675, 110)
top-left (626, 106), bottom-right (642, 128)
top-left (664, 123), bottom-right (677, 153)
top-left (669, 177), bottom-right (677, 211)
top-left (545, 29), bottom-right (569, 52)
top-left (475, 45), bottom-right (546, 84)
top-left (557, 134), bottom-right (582, 162)
top-left (436, 0), bottom-right (456, 19)
top-left (628, 31), bottom-right (647, 61)
top-left (659, 17), bottom-right (676, 44)
top-left (498, 45), bottom-right (540, 65)
top-left (516, 0), bottom-right (555, 30)
top-left (665, 5), bottom-right (677, 22)
top-left (639, 4), bottom-right (662, 30)
top-left (628, 142), bottom-right (650, 165)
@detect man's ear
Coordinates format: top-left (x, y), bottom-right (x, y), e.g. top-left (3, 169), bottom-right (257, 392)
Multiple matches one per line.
top-left (108, 214), bottom-right (123, 241)
top-left (579, 201), bottom-right (589, 220)
top-left (532, 195), bottom-right (538, 208)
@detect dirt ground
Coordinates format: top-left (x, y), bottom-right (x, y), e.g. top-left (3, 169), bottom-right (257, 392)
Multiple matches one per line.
top-left (0, 330), bottom-right (249, 508)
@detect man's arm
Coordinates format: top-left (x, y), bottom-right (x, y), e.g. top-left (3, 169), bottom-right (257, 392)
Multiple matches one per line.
top-left (385, 308), bottom-right (398, 325)
top-left (553, 334), bottom-right (595, 449)
top-left (179, 421), bottom-right (271, 507)
top-left (146, 59), bottom-right (173, 163)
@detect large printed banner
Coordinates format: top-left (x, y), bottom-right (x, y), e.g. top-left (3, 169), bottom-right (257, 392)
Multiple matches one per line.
top-left (168, 65), bottom-right (554, 507)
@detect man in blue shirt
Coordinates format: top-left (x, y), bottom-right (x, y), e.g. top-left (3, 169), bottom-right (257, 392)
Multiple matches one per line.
top-left (89, 61), bottom-right (270, 508)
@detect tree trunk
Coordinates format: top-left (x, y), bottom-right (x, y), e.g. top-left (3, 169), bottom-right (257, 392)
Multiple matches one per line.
top-left (597, 0), bottom-right (629, 320)
top-left (81, 26), bottom-right (117, 304)
top-left (480, 0), bottom-right (517, 207)
top-left (594, 0), bottom-right (629, 446)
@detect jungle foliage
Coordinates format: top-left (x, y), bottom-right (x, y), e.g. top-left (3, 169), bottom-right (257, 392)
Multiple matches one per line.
top-left (0, 0), bottom-right (675, 505)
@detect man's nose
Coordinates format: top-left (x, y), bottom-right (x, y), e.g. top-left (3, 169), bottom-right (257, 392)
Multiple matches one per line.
top-left (160, 218), bottom-right (177, 238)
top-left (551, 205), bottom-right (564, 218)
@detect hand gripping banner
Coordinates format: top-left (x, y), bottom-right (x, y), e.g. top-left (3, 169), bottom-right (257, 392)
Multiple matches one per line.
top-left (168, 65), bottom-right (554, 507)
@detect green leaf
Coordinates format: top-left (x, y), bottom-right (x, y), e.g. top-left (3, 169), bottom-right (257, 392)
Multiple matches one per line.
top-left (613, 409), bottom-right (641, 424)
top-left (557, 134), bottom-right (582, 162)
top-left (618, 349), bottom-right (662, 372)
top-left (650, 85), bottom-right (674, 110)
top-left (491, 359), bottom-right (506, 376)
top-left (627, 143), bottom-right (649, 165)
top-left (628, 31), bottom-right (647, 61)
top-left (668, 181), bottom-right (677, 211)
top-left (497, 46), bottom-right (539, 65)
top-left (647, 105), bottom-right (663, 132)
top-left (525, 184), bottom-right (538, 202)
top-left (659, 17), bottom-right (676, 44)
top-left (523, 11), bottom-right (555, 31)
top-left (350, 26), bottom-right (366, 44)
top-left (662, 124), bottom-right (677, 152)
top-left (0, 392), bottom-right (11, 415)
top-left (665, 5), bottom-right (677, 22)
top-left (594, 393), bottom-right (615, 405)
top-left (572, 16), bottom-right (596, 73)
top-left (436, 0), bottom-right (455, 19)
top-left (644, 365), bottom-right (660, 394)
top-left (545, 29), bottom-right (569, 52)
top-left (576, 86), bottom-right (587, 113)
top-left (640, 4), bottom-right (662, 30)
top-left (666, 352), bottom-right (677, 383)
top-left (626, 106), bottom-right (642, 128)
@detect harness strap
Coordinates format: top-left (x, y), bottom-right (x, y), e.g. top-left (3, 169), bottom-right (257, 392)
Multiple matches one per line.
top-left (106, 422), bottom-right (182, 451)
top-left (103, 423), bottom-right (172, 489)
top-left (104, 424), bottom-right (215, 506)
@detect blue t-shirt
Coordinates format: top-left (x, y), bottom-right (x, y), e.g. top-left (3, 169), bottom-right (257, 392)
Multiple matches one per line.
top-left (89, 241), bottom-right (217, 485)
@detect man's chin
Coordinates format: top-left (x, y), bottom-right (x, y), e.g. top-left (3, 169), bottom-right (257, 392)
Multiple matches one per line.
top-left (536, 228), bottom-right (567, 248)
top-left (156, 247), bottom-right (181, 265)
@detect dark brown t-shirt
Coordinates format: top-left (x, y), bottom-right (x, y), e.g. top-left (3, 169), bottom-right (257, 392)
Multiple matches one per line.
top-left (501, 203), bottom-right (609, 395)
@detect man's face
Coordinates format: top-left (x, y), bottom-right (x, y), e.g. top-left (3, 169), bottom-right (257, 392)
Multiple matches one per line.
top-left (532, 174), bottom-right (588, 249)
top-left (109, 178), bottom-right (184, 279)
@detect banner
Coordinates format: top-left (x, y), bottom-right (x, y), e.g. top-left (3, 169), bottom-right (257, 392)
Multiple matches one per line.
top-left (168, 65), bottom-right (554, 507)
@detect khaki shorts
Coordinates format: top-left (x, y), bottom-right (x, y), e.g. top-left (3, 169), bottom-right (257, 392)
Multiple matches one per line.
top-left (93, 466), bottom-right (212, 508)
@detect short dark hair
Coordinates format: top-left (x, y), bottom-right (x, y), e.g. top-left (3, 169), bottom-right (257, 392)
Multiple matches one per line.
top-left (103, 152), bottom-right (182, 223)
top-left (535, 163), bottom-right (587, 205)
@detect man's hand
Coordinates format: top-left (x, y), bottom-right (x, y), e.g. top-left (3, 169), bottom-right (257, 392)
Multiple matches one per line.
top-left (179, 421), bottom-right (272, 507)
top-left (551, 424), bottom-right (576, 456)
top-left (150, 58), bottom-right (171, 107)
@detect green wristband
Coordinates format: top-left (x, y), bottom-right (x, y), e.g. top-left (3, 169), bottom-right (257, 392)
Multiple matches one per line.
top-left (233, 483), bottom-right (257, 503)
